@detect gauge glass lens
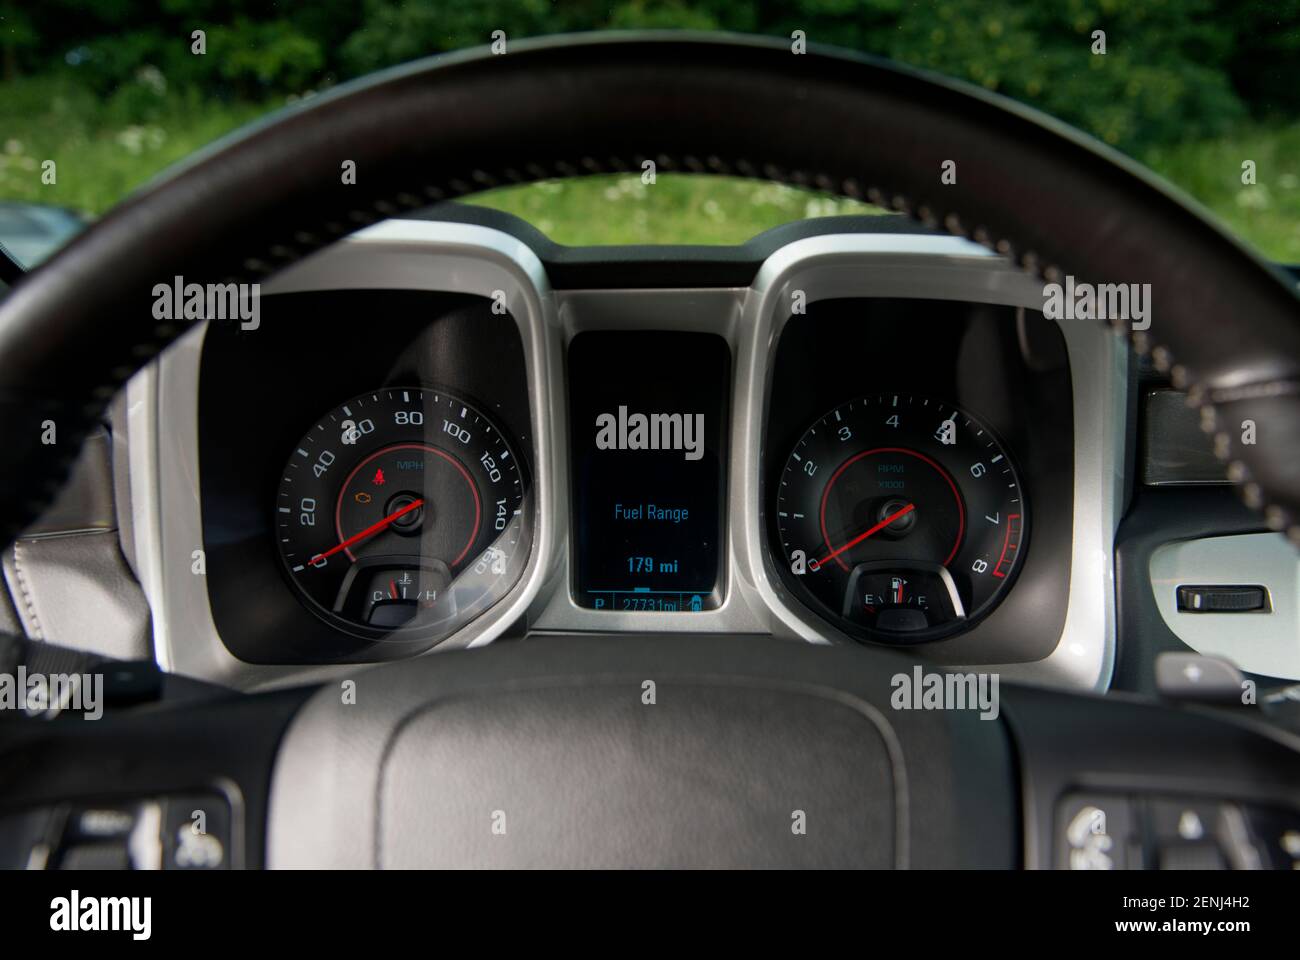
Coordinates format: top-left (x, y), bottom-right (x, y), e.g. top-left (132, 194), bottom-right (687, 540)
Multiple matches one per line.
top-left (775, 395), bottom-right (1027, 641)
top-left (275, 388), bottom-right (528, 640)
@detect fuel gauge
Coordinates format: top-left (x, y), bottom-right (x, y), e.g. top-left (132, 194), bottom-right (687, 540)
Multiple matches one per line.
top-left (842, 561), bottom-right (965, 635)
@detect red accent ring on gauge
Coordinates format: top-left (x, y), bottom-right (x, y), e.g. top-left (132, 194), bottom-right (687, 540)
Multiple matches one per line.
top-left (818, 446), bottom-right (965, 571)
top-left (333, 443), bottom-right (481, 566)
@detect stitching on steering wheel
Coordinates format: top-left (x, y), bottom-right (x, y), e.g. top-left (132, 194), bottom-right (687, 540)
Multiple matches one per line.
top-left (10, 540), bottom-right (45, 640)
top-left (36, 154), bottom-right (1300, 548)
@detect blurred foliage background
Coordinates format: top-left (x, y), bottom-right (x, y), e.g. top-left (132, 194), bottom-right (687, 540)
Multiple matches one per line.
top-left (0, 0), bottom-right (1297, 258)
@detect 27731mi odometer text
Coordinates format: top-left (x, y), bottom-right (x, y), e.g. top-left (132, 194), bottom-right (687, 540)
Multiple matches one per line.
top-left (275, 388), bottom-right (528, 641)
top-left (776, 395), bottom-right (1027, 642)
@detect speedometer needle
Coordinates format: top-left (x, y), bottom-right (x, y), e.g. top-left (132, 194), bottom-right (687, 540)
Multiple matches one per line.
top-left (308, 497), bottom-right (425, 566)
top-left (814, 502), bottom-right (915, 569)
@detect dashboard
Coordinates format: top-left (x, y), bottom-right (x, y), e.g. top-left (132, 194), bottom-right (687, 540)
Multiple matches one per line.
top-left (120, 211), bottom-right (1130, 692)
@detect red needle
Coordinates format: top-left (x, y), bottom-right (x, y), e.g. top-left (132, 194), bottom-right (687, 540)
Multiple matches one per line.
top-left (309, 497), bottom-right (425, 566)
top-left (814, 502), bottom-right (915, 569)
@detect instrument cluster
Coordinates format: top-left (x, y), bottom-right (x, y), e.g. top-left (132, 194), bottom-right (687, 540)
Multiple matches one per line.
top-left (194, 265), bottom-right (1080, 668)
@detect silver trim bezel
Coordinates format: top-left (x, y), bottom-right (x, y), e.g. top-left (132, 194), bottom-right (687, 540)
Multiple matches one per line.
top-left (733, 235), bottom-right (1126, 690)
top-left (528, 287), bottom-right (769, 634)
top-left (135, 222), bottom-right (559, 690)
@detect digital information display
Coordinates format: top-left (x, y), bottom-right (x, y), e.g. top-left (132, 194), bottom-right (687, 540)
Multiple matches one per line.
top-left (569, 331), bottom-right (729, 612)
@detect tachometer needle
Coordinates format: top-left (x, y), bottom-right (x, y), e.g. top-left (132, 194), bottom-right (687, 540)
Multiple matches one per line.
top-left (814, 502), bottom-right (915, 569)
top-left (308, 497), bottom-right (425, 566)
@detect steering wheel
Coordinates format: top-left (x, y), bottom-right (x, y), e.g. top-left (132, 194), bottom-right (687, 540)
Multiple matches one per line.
top-left (2, 34), bottom-right (1298, 868)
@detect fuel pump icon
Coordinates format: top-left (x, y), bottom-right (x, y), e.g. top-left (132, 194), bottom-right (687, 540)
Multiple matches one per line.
top-left (690, 595), bottom-right (703, 612)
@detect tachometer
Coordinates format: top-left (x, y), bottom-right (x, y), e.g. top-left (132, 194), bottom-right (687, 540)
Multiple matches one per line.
top-left (275, 388), bottom-right (528, 640)
top-left (775, 395), bottom-right (1027, 642)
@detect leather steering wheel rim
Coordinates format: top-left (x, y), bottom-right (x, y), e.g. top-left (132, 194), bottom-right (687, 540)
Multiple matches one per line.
top-left (1, 31), bottom-right (1297, 543)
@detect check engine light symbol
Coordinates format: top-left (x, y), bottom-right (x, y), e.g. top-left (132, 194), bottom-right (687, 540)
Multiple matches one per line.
top-left (373, 468), bottom-right (385, 486)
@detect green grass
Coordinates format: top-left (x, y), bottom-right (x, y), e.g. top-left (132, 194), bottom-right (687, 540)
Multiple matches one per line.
top-left (1, 73), bottom-right (1296, 262)
top-left (464, 174), bottom-right (884, 244)
top-left (0, 74), bottom-right (267, 215)
top-left (1140, 121), bottom-right (1300, 264)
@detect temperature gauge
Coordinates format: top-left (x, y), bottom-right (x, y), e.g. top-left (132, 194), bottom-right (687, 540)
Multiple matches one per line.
top-left (333, 559), bottom-right (453, 628)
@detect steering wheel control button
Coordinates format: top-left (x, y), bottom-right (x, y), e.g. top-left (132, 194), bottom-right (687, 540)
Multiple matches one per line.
top-left (1057, 794), bottom-right (1139, 870)
top-left (69, 806), bottom-right (136, 842)
top-left (161, 795), bottom-right (230, 870)
top-left (1, 793), bottom-right (234, 870)
top-left (1056, 793), bottom-right (1300, 871)
top-left (1143, 796), bottom-right (1285, 870)
top-left (1176, 584), bottom-right (1270, 613)
top-left (1148, 798), bottom-right (1231, 870)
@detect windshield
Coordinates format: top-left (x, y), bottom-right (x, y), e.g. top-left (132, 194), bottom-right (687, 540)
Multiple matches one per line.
top-left (1, 3), bottom-right (1296, 258)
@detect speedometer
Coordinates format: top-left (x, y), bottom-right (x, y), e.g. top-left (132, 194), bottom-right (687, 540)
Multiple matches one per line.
top-left (275, 387), bottom-right (529, 641)
top-left (775, 395), bottom-right (1027, 642)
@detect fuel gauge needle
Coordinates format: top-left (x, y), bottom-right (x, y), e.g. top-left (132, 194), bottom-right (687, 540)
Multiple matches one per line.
top-left (814, 502), bottom-right (915, 569)
top-left (308, 497), bottom-right (425, 566)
